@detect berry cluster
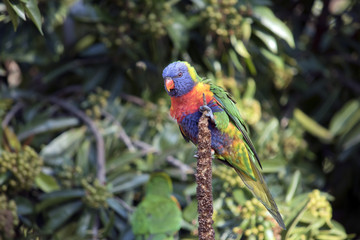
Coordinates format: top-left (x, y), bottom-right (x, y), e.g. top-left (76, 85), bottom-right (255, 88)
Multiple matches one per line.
top-left (213, 165), bottom-right (245, 189)
top-left (233, 198), bottom-right (280, 240)
top-left (82, 87), bottom-right (110, 119)
top-left (0, 146), bottom-right (43, 192)
top-left (82, 179), bottom-right (113, 209)
top-left (99, 0), bottom-right (174, 47)
top-left (202, 0), bottom-right (248, 40)
top-left (0, 194), bottom-right (18, 239)
top-left (307, 189), bottom-right (332, 220)
top-left (58, 165), bottom-right (83, 189)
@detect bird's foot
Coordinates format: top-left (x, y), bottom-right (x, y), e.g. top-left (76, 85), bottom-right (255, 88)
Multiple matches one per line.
top-left (199, 105), bottom-right (215, 124)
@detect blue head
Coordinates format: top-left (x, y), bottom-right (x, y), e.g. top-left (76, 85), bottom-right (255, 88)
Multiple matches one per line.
top-left (162, 61), bottom-right (198, 97)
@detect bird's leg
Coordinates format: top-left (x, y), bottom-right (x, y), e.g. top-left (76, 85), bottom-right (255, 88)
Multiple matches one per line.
top-left (194, 149), bottom-right (215, 159)
top-left (199, 94), bottom-right (215, 124)
top-left (199, 105), bottom-right (215, 124)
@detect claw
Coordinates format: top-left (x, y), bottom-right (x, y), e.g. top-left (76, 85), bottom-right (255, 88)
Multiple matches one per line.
top-left (199, 105), bottom-right (215, 124)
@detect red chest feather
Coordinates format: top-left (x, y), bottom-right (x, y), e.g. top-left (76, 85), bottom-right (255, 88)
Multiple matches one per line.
top-left (170, 83), bottom-right (214, 122)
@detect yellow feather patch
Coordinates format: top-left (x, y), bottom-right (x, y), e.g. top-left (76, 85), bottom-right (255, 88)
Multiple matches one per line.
top-left (183, 62), bottom-right (198, 82)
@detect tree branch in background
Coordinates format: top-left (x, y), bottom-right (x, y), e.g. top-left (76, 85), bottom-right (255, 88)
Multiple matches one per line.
top-left (48, 96), bottom-right (106, 240)
top-left (196, 94), bottom-right (215, 240)
top-left (102, 110), bottom-right (136, 152)
top-left (48, 96), bottom-right (106, 184)
top-left (1, 101), bottom-right (24, 129)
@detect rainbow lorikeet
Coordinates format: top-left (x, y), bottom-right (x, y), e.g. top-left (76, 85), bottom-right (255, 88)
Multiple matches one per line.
top-left (162, 61), bottom-right (285, 229)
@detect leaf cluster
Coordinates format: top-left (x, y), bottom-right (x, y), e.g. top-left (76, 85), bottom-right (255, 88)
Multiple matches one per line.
top-left (0, 0), bottom-right (359, 239)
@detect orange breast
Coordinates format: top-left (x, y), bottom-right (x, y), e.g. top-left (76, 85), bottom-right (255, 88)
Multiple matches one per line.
top-left (170, 82), bottom-right (214, 122)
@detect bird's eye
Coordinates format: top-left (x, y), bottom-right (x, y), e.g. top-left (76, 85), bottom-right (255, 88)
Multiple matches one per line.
top-left (178, 72), bottom-right (183, 77)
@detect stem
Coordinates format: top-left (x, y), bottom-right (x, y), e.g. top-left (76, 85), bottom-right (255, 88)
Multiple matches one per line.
top-left (196, 94), bottom-right (215, 240)
top-left (48, 97), bottom-right (106, 184)
top-left (1, 101), bottom-right (24, 128)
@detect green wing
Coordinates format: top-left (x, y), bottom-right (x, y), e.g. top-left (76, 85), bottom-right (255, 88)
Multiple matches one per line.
top-left (208, 81), bottom-right (262, 169)
top-left (207, 81), bottom-right (286, 229)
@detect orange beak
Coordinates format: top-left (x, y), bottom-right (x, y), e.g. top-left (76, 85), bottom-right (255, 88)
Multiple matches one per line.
top-left (165, 77), bottom-right (175, 92)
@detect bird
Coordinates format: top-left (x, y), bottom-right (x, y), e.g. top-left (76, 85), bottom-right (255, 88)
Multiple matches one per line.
top-left (162, 61), bottom-right (286, 229)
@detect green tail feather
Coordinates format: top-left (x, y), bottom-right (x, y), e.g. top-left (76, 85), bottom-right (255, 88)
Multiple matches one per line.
top-left (234, 160), bottom-right (286, 229)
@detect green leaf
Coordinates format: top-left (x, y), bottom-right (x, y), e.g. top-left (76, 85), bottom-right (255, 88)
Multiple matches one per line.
top-left (0, 172), bottom-right (10, 185)
top-left (15, 196), bottom-right (34, 215)
top-left (182, 200), bottom-right (198, 222)
top-left (76, 140), bottom-right (90, 175)
top-left (77, 210), bottom-right (93, 237)
top-left (258, 117), bottom-right (279, 145)
top-left (253, 6), bottom-right (295, 48)
top-left (260, 48), bottom-right (284, 69)
top-left (111, 174), bottom-right (149, 194)
top-left (43, 200), bottom-right (83, 232)
top-left (294, 108), bottom-right (333, 143)
top-left (285, 170), bottom-right (301, 203)
top-left (36, 189), bottom-right (85, 212)
top-left (4, 0), bottom-right (19, 30)
top-left (18, 117), bottom-right (79, 141)
top-left (3, 127), bottom-right (22, 151)
top-left (23, 0), bottom-right (43, 35)
top-left (145, 172), bottom-right (173, 197)
top-left (283, 198), bottom-right (309, 239)
top-left (54, 222), bottom-right (81, 240)
top-left (166, 11), bottom-right (189, 52)
top-left (230, 35), bottom-right (250, 58)
top-left (43, 61), bottom-right (78, 83)
top-left (233, 189), bottom-right (247, 204)
top-left (100, 208), bottom-right (115, 237)
top-left (131, 195), bottom-right (182, 235)
top-left (245, 57), bottom-right (257, 75)
top-left (107, 198), bottom-right (128, 218)
top-left (106, 151), bottom-right (145, 175)
top-left (5, 0), bottom-right (26, 20)
top-left (329, 99), bottom-right (360, 136)
top-left (35, 172), bottom-right (60, 193)
top-left (261, 158), bottom-right (287, 173)
top-left (229, 49), bottom-right (244, 72)
top-left (254, 29), bottom-right (278, 53)
top-left (40, 127), bottom-right (86, 160)
top-left (330, 220), bottom-right (348, 236)
top-left (341, 123), bottom-right (360, 150)
top-left (240, 19), bottom-right (252, 42)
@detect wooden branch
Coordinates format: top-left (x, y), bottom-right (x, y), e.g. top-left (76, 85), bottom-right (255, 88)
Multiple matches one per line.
top-left (102, 110), bottom-right (136, 152)
top-left (1, 101), bottom-right (24, 128)
top-left (196, 94), bottom-right (215, 240)
top-left (48, 97), bottom-right (106, 184)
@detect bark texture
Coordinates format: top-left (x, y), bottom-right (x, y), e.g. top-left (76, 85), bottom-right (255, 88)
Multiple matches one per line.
top-left (196, 103), bottom-right (215, 240)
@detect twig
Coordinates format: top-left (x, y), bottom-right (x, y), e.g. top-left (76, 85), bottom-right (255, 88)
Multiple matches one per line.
top-left (132, 140), bottom-right (158, 155)
top-left (115, 197), bottom-right (134, 213)
top-left (120, 93), bottom-right (156, 109)
top-left (102, 111), bottom-right (136, 152)
top-left (48, 97), bottom-right (106, 184)
top-left (133, 139), bottom-right (193, 180)
top-left (166, 155), bottom-right (194, 180)
top-left (92, 216), bottom-right (99, 240)
top-left (196, 94), bottom-right (215, 240)
top-left (1, 101), bottom-right (24, 128)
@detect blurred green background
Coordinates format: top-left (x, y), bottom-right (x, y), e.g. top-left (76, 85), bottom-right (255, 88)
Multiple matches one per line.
top-left (0, 0), bottom-right (359, 239)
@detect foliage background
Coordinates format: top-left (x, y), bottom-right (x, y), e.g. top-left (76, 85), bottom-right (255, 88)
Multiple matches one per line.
top-left (0, 0), bottom-right (359, 239)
